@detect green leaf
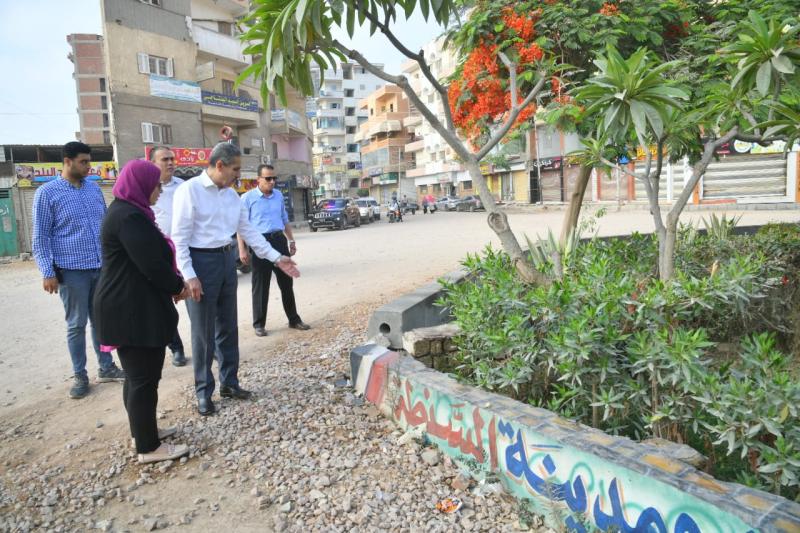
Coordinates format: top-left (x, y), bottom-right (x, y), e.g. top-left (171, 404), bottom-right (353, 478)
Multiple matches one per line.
top-left (771, 55), bottom-right (795, 74)
top-left (629, 100), bottom-right (648, 141)
top-left (755, 61), bottom-right (772, 96)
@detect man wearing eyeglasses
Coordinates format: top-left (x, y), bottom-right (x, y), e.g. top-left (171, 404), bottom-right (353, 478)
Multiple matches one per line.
top-left (238, 164), bottom-right (311, 337)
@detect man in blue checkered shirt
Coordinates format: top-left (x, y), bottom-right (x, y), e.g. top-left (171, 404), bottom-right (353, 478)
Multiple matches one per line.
top-left (32, 142), bottom-right (125, 399)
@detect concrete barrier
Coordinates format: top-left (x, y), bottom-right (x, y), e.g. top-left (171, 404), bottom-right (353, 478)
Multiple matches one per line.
top-left (350, 346), bottom-right (800, 532)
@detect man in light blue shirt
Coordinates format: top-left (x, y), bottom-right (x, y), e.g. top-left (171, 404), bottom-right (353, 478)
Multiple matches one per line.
top-left (238, 164), bottom-right (310, 337)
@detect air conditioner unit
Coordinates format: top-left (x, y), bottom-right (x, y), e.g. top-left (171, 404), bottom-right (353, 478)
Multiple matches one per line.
top-left (260, 155), bottom-right (272, 164)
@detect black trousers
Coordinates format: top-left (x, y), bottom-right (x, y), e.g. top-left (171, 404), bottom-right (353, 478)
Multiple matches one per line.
top-left (118, 346), bottom-right (166, 454)
top-left (167, 329), bottom-right (183, 353)
top-left (250, 232), bottom-right (300, 329)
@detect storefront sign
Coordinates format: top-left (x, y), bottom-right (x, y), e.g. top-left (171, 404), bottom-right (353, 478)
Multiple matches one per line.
top-left (150, 75), bottom-right (202, 103)
top-left (368, 167), bottom-right (383, 177)
top-left (534, 157), bottom-right (562, 170)
top-left (15, 162), bottom-right (118, 184)
top-left (144, 147), bottom-right (212, 166)
top-left (202, 90), bottom-right (258, 112)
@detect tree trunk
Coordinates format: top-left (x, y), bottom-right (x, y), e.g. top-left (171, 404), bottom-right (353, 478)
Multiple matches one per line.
top-left (560, 165), bottom-right (593, 247)
top-left (659, 221), bottom-right (677, 281)
top-left (464, 160), bottom-right (548, 285)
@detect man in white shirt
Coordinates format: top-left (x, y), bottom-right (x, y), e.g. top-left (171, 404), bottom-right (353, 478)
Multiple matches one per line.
top-left (149, 146), bottom-right (187, 367)
top-left (171, 143), bottom-right (300, 416)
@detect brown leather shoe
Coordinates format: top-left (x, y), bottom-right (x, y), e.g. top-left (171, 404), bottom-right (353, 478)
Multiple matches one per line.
top-left (288, 321), bottom-right (311, 331)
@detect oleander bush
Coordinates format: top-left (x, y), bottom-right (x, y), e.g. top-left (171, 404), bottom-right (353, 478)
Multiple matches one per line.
top-left (438, 219), bottom-right (800, 499)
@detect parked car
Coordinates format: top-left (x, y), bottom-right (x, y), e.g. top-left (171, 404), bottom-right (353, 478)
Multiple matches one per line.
top-left (367, 197), bottom-right (381, 220)
top-left (455, 195), bottom-right (484, 211)
top-left (355, 198), bottom-right (377, 223)
top-left (435, 196), bottom-right (461, 211)
top-left (308, 198), bottom-right (361, 231)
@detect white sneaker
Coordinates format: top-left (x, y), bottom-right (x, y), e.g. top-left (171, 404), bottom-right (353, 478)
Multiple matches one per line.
top-left (137, 442), bottom-right (189, 464)
top-left (131, 426), bottom-right (178, 448)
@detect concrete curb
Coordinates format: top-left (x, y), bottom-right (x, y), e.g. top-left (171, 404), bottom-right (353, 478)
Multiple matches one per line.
top-left (350, 346), bottom-right (800, 532)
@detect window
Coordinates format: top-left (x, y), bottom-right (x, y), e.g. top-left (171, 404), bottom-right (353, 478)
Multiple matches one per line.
top-left (222, 80), bottom-right (235, 96)
top-left (238, 88), bottom-right (251, 99)
top-left (141, 122), bottom-right (172, 144)
top-left (137, 52), bottom-right (173, 77)
top-left (359, 84), bottom-right (365, 90)
top-left (347, 144), bottom-right (359, 153)
top-left (140, 0), bottom-right (160, 5)
top-left (345, 107), bottom-right (355, 116)
top-left (102, 113), bottom-right (109, 127)
top-left (272, 142), bottom-right (279, 159)
top-left (346, 126), bottom-right (356, 134)
top-left (462, 180), bottom-right (473, 190)
top-left (389, 104), bottom-right (394, 112)
top-left (431, 152), bottom-right (437, 161)
top-left (101, 95), bottom-right (108, 110)
top-left (344, 89), bottom-right (354, 97)
top-left (218, 21), bottom-right (233, 36)
top-left (330, 102), bottom-right (340, 109)
top-left (103, 131), bottom-right (111, 144)
top-left (99, 78), bottom-right (106, 92)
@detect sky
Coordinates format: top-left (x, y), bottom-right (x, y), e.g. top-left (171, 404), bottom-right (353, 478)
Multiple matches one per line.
top-left (0, 1), bottom-right (444, 145)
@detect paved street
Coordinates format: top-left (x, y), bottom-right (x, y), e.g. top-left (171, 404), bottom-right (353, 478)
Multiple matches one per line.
top-left (0, 207), bottom-right (798, 531)
top-left (1, 207), bottom-right (799, 412)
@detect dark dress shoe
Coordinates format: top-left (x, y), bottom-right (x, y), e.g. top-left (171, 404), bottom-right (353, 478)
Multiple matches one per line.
top-left (197, 398), bottom-right (215, 416)
top-left (254, 327), bottom-right (268, 337)
top-left (220, 384), bottom-right (253, 400)
top-left (288, 321), bottom-right (311, 331)
top-left (172, 349), bottom-right (187, 367)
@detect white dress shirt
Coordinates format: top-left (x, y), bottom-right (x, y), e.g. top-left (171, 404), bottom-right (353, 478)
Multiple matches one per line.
top-left (171, 171), bottom-right (281, 279)
top-left (152, 175), bottom-right (183, 236)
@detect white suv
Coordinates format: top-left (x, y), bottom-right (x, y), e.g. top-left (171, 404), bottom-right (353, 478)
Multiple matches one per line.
top-left (355, 198), bottom-right (378, 223)
top-left (356, 197), bottom-right (381, 222)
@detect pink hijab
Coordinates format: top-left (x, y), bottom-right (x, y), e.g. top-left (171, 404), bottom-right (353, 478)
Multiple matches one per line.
top-left (112, 159), bottom-right (160, 222)
top-left (101, 160), bottom-right (180, 354)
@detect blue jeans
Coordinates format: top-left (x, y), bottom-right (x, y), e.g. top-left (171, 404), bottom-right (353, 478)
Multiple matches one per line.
top-left (58, 269), bottom-right (114, 378)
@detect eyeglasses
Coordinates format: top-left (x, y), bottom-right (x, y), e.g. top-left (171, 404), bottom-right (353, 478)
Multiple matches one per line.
top-left (261, 176), bottom-right (276, 181)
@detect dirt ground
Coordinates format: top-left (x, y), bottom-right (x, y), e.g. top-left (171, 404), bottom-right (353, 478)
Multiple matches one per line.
top-left (1, 207), bottom-right (798, 531)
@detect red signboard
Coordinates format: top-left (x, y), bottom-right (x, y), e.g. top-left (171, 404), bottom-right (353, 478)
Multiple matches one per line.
top-left (144, 147), bottom-right (212, 166)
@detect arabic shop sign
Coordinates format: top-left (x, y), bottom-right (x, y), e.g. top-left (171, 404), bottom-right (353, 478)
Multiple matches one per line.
top-left (150, 75), bottom-right (202, 103)
top-left (202, 90), bottom-right (259, 112)
top-left (144, 147), bottom-right (211, 166)
top-left (393, 377), bottom-right (757, 533)
top-left (15, 162), bottom-right (118, 185)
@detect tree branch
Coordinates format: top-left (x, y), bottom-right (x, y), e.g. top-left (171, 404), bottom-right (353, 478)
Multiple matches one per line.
top-left (734, 133), bottom-right (783, 144)
top-left (668, 126), bottom-right (739, 223)
top-left (328, 39), bottom-right (474, 162)
top-left (476, 75), bottom-right (546, 161)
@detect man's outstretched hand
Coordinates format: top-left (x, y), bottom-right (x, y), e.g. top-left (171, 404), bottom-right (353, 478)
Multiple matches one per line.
top-left (276, 256), bottom-right (300, 278)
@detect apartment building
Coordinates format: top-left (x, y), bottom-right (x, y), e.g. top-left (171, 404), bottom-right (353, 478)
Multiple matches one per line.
top-left (67, 34), bottom-right (111, 145)
top-left (355, 85), bottom-right (415, 203)
top-left (310, 62), bottom-right (385, 198)
top-left (401, 37), bottom-right (466, 200)
top-left (69, 0), bottom-right (313, 212)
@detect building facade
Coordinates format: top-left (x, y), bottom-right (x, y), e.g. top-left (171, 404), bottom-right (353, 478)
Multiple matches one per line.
top-left (355, 85), bottom-right (414, 203)
top-left (310, 62), bottom-right (386, 198)
top-left (67, 34), bottom-right (112, 145)
top-left (68, 0), bottom-right (313, 219)
top-left (401, 37), bottom-right (467, 200)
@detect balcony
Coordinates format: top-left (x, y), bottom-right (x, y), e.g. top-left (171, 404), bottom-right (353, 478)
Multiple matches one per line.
top-left (270, 108), bottom-right (312, 137)
top-left (404, 114), bottom-right (423, 127)
top-left (316, 108), bottom-right (342, 118)
top-left (405, 138), bottom-right (425, 152)
top-left (193, 25), bottom-right (249, 67)
top-left (318, 89), bottom-right (344, 98)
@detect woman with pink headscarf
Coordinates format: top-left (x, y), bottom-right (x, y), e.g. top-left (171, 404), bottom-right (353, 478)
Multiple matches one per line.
top-left (93, 160), bottom-right (190, 464)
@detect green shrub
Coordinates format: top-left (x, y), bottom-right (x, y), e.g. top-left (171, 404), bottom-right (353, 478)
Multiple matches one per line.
top-left (438, 226), bottom-right (800, 498)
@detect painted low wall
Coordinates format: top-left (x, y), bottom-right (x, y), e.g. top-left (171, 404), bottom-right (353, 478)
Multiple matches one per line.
top-left (350, 345), bottom-right (800, 533)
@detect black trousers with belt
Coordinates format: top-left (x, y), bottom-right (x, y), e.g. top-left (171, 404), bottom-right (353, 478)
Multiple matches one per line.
top-left (250, 231), bottom-right (300, 329)
top-left (118, 346), bottom-right (166, 454)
